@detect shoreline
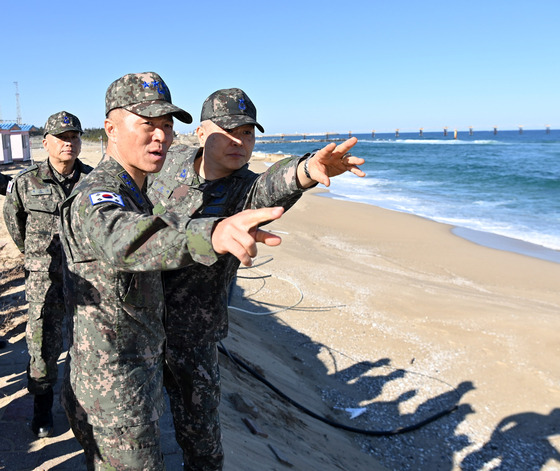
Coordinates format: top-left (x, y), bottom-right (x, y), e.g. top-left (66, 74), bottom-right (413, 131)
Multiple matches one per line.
top-left (253, 153), bottom-right (560, 265)
top-left (320, 191), bottom-right (560, 265)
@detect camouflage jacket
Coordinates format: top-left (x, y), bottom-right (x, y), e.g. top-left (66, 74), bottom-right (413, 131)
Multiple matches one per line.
top-left (60, 155), bottom-right (219, 427)
top-left (148, 146), bottom-right (309, 344)
top-left (3, 158), bottom-right (93, 272)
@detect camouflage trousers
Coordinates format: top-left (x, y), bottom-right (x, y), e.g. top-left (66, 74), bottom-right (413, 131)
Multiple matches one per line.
top-left (61, 357), bottom-right (166, 471)
top-left (25, 270), bottom-right (66, 394)
top-left (164, 341), bottom-right (224, 471)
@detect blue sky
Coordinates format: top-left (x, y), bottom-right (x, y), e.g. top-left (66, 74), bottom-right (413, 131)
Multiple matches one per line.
top-left (2, 0), bottom-right (559, 135)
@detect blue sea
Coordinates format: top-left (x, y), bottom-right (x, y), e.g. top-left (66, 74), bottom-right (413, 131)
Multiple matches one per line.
top-left (254, 129), bottom-right (560, 263)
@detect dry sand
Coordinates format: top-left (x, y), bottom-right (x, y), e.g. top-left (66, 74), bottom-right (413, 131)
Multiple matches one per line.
top-left (1, 140), bottom-right (559, 470)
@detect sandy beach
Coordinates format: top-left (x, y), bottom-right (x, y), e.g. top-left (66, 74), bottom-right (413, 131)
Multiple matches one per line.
top-left (1, 140), bottom-right (559, 470)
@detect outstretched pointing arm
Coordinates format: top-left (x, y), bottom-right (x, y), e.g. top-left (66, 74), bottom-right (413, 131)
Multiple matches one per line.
top-left (297, 137), bottom-right (366, 188)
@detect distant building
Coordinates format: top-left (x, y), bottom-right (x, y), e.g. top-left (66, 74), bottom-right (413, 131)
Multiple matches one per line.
top-left (1, 123), bottom-right (37, 164)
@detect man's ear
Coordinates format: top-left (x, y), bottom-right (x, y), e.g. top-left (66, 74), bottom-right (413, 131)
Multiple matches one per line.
top-left (104, 117), bottom-right (117, 142)
top-left (42, 137), bottom-right (49, 151)
top-left (196, 125), bottom-right (206, 146)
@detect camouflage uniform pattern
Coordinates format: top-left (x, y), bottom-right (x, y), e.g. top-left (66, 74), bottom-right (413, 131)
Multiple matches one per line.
top-left (148, 145), bottom-right (309, 469)
top-left (200, 88), bottom-right (264, 132)
top-left (43, 110), bottom-right (83, 137)
top-left (105, 71), bottom-right (192, 124)
top-left (3, 158), bottom-right (92, 393)
top-left (60, 155), bottom-right (219, 469)
top-left (163, 342), bottom-right (222, 471)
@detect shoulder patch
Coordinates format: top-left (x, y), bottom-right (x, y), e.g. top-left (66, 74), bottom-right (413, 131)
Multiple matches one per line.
top-left (16, 164), bottom-right (38, 177)
top-left (89, 192), bottom-right (125, 207)
top-left (6, 180), bottom-right (14, 193)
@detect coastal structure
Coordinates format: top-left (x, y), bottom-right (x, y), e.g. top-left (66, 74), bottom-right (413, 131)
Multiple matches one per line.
top-left (0, 123), bottom-right (36, 164)
top-left (257, 126), bottom-right (556, 143)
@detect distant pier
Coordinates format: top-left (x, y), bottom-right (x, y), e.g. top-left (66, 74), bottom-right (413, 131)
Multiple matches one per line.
top-left (257, 126), bottom-right (556, 143)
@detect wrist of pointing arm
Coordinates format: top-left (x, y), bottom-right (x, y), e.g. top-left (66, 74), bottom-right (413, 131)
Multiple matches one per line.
top-left (296, 152), bottom-right (319, 189)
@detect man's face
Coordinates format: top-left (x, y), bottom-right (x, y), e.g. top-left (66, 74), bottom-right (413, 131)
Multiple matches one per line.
top-left (109, 110), bottom-right (174, 177)
top-left (198, 121), bottom-right (255, 179)
top-left (43, 131), bottom-right (82, 165)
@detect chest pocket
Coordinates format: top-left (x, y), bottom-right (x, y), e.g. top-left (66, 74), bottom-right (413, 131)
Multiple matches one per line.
top-left (27, 189), bottom-right (59, 214)
top-left (198, 183), bottom-right (229, 217)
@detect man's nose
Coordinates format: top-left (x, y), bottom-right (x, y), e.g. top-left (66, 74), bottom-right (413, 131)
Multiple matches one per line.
top-left (153, 127), bottom-right (167, 141)
top-left (230, 134), bottom-right (242, 146)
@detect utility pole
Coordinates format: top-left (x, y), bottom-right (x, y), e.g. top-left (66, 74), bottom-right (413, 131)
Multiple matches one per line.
top-left (14, 81), bottom-right (22, 125)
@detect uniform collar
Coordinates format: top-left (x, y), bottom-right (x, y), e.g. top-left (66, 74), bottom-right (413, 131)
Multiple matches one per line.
top-left (104, 156), bottom-right (150, 208)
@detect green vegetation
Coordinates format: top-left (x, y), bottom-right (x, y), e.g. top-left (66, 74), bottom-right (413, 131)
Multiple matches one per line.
top-left (82, 128), bottom-right (105, 142)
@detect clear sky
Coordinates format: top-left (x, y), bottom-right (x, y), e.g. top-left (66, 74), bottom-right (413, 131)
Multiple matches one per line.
top-left (1, 0), bottom-right (559, 135)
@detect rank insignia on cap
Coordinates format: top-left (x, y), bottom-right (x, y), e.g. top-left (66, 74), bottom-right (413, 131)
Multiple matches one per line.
top-left (238, 99), bottom-right (246, 111)
top-left (89, 192), bottom-right (125, 207)
top-left (141, 80), bottom-right (167, 94)
top-left (63, 116), bottom-right (70, 124)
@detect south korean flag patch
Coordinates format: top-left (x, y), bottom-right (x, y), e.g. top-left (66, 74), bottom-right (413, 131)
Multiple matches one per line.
top-left (89, 192), bottom-right (125, 207)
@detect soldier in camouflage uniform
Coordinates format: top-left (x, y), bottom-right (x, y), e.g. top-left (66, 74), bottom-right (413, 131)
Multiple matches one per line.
top-left (148, 88), bottom-right (365, 470)
top-left (3, 111), bottom-right (92, 437)
top-left (59, 73), bottom-right (285, 471)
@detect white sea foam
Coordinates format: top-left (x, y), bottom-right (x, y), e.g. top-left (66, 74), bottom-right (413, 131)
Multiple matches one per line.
top-left (362, 139), bottom-right (500, 145)
top-left (256, 129), bottom-right (560, 259)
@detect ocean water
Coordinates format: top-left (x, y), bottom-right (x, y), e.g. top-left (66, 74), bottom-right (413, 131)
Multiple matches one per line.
top-left (254, 129), bottom-right (560, 262)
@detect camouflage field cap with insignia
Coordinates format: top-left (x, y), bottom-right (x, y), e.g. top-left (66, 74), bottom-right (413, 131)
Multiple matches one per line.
top-left (43, 111), bottom-right (83, 137)
top-left (201, 88), bottom-right (264, 133)
top-left (105, 71), bottom-right (192, 124)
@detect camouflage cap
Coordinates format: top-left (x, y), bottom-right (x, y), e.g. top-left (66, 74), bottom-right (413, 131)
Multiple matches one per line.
top-left (201, 88), bottom-right (264, 133)
top-left (43, 111), bottom-right (83, 137)
top-left (105, 71), bottom-right (192, 124)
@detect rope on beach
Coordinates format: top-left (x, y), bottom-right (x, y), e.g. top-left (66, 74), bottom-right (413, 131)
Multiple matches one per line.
top-left (229, 256), bottom-right (346, 315)
top-left (218, 341), bottom-right (458, 436)
top-left (224, 256), bottom-right (460, 436)
top-left (228, 256), bottom-right (306, 316)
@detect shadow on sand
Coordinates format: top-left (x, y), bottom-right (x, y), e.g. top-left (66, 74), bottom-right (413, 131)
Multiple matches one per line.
top-left (227, 269), bottom-right (560, 471)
